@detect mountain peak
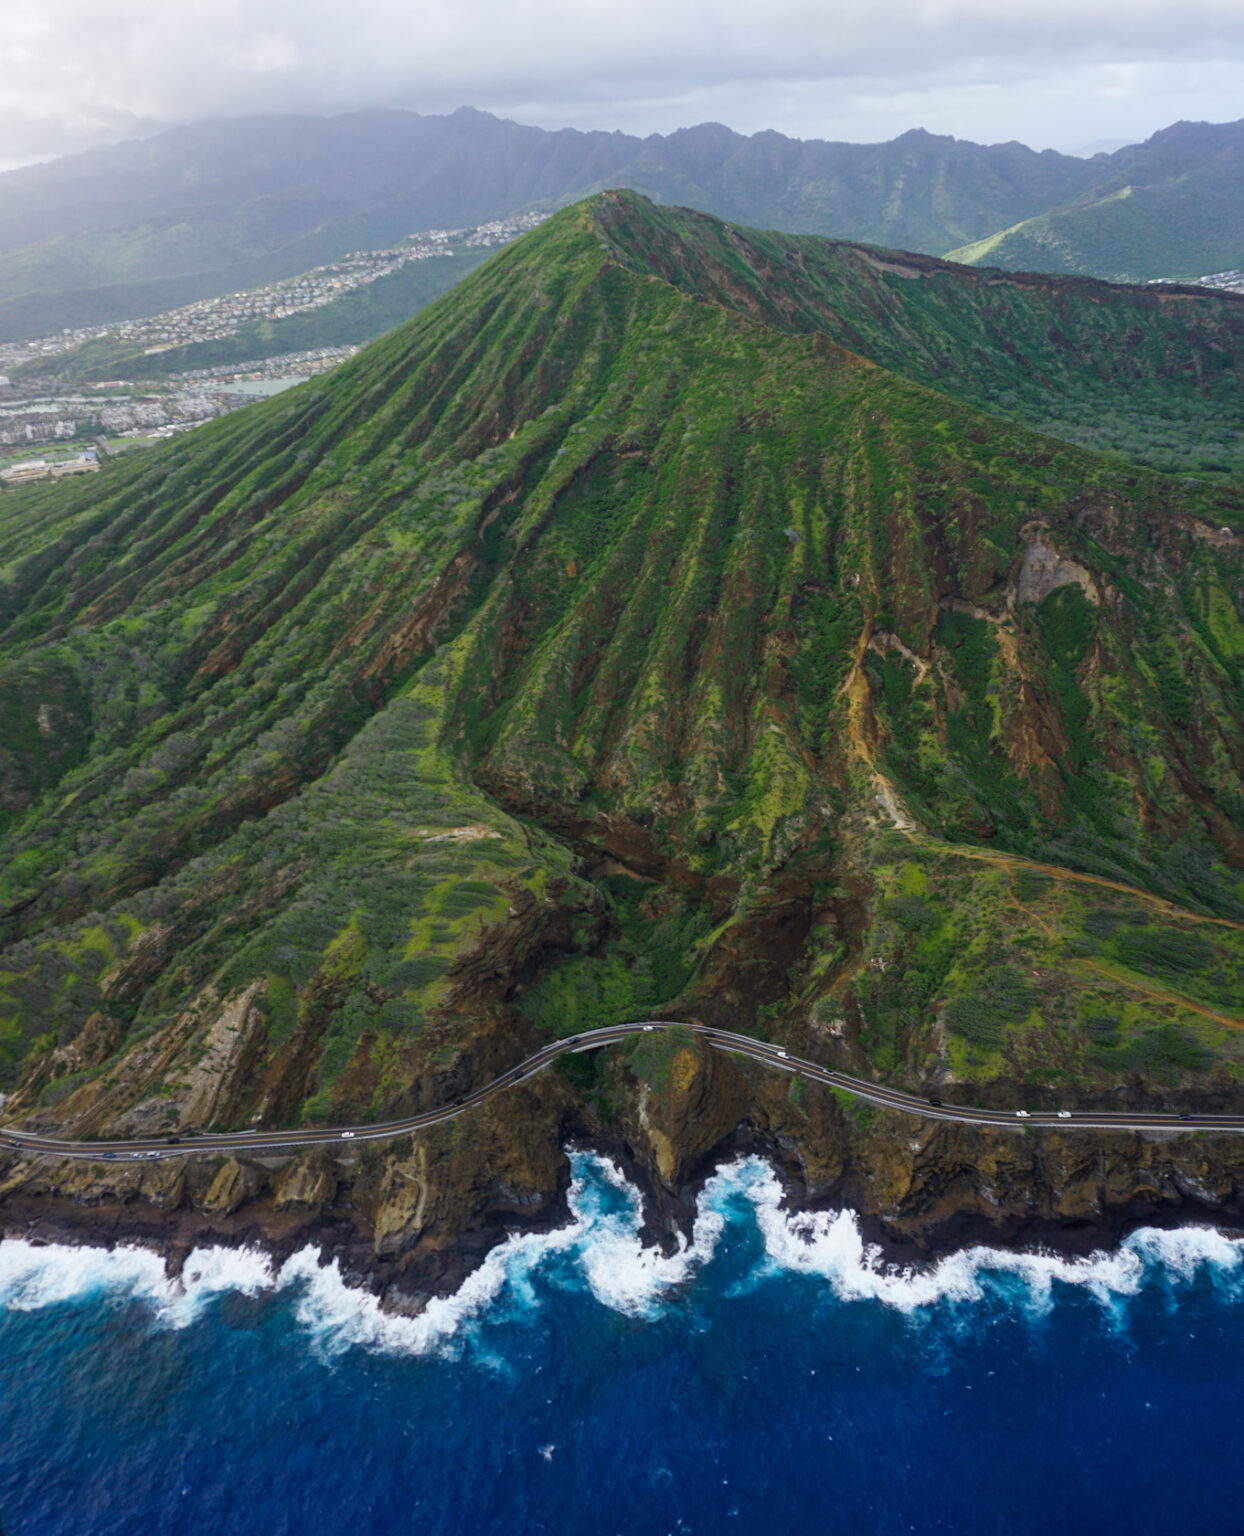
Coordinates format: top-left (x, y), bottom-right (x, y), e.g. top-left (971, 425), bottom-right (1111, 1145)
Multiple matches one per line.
top-left (1, 193), bottom-right (1242, 1275)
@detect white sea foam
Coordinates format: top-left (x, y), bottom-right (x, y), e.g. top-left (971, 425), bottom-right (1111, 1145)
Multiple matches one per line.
top-left (161, 1244), bottom-right (281, 1327)
top-left (0, 1154), bottom-right (720, 1357)
top-left (0, 1237), bottom-right (289, 1327)
top-left (0, 1238), bottom-right (173, 1313)
top-left (574, 1153), bottom-right (725, 1315)
top-left (278, 1224), bottom-right (583, 1358)
top-left (2, 1152), bottom-right (1241, 1351)
top-left (218, 1153), bottom-right (726, 1355)
top-left (716, 1154), bottom-right (1244, 1314)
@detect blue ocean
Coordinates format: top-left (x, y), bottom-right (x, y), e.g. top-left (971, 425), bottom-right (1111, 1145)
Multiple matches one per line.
top-left (2, 1152), bottom-right (1242, 1535)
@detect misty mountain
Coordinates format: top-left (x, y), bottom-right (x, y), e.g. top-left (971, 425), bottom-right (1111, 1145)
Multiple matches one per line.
top-left (0, 107), bottom-right (1105, 337)
top-left (3, 109), bottom-right (1241, 342)
top-left (949, 119), bottom-right (1244, 282)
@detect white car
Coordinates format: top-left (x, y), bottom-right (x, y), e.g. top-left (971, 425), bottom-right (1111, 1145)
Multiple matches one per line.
top-left (1015, 1110), bottom-right (1031, 1119)
top-left (1056, 1111), bottom-right (1072, 1119)
top-left (341, 1131), bottom-right (356, 1140)
top-left (643, 1025), bottom-right (655, 1032)
top-left (775, 1049), bottom-right (788, 1059)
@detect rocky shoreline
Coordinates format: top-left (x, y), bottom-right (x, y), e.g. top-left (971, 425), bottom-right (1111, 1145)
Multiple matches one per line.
top-left (635, 1125), bottom-right (1244, 1268)
top-left (4, 1122), bottom-right (1244, 1318)
top-left (0, 1150), bottom-right (580, 1311)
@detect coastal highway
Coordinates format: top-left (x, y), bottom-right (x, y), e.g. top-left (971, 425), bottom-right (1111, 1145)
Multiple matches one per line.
top-left (1, 1019), bottom-right (1242, 1164)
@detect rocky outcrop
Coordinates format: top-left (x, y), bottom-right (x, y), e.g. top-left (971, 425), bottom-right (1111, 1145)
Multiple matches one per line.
top-left (5, 1075), bottom-right (1244, 1305)
top-left (622, 1036), bottom-right (751, 1187)
top-left (179, 984), bottom-right (265, 1129)
top-left (753, 1077), bottom-right (1244, 1251)
top-left (273, 1150), bottom-right (338, 1214)
top-left (371, 1147), bottom-right (429, 1256)
top-left (198, 1157), bottom-right (264, 1217)
top-left (7, 981), bottom-right (269, 1139)
top-left (1017, 536), bottom-right (1099, 606)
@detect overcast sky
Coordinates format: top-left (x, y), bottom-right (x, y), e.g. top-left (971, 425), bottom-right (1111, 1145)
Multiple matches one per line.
top-left (2, 0), bottom-right (1242, 168)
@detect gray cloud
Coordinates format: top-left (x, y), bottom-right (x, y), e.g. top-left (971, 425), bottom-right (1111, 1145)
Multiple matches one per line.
top-left (2, 0), bottom-right (1242, 165)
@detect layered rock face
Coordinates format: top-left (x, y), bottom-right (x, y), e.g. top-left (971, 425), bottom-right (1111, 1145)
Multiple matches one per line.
top-left (1, 192), bottom-right (1243, 1284)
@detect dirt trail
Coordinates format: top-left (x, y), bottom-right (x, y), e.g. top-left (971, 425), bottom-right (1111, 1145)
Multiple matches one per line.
top-left (1004, 866), bottom-right (1055, 938)
top-left (840, 628), bottom-right (876, 771)
top-left (1079, 961), bottom-right (1244, 1032)
top-left (837, 626), bottom-right (1244, 1035)
top-left (839, 622), bottom-right (1244, 937)
top-left (992, 864), bottom-right (1243, 1025)
top-left (903, 831), bottom-right (1244, 935)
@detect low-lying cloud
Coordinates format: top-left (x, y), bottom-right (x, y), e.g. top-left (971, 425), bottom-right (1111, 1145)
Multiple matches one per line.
top-left (3, 0), bottom-right (1243, 165)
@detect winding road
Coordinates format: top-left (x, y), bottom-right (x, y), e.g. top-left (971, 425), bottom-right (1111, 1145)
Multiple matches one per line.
top-left (1, 1021), bottom-right (1241, 1164)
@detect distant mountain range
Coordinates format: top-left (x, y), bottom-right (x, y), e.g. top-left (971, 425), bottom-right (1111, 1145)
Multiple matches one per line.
top-left (1, 108), bottom-right (1242, 338)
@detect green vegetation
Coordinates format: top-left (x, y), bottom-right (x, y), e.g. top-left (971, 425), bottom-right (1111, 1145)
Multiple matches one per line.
top-left (0, 111), bottom-right (1108, 338)
top-left (517, 875), bottom-right (708, 1037)
top-left (5, 113), bottom-right (1243, 350)
top-left (628, 1025), bottom-right (700, 1094)
top-left (592, 195), bottom-right (1244, 483)
top-left (0, 191), bottom-right (1242, 1132)
top-left (947, 122), bottom-right (1244, 283)
top-left (856, 842), bottom-right (1244, 1091)
top-left (943, 967), bottom-right (1037, 1051)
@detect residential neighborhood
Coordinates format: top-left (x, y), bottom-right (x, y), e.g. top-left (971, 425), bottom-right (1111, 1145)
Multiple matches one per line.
top-left (0, 210), bottom-right (551, 484)
top-left (1197, 268), bottom-right (1244, 293)
top-left (0, 211), bottom-right (549, 372)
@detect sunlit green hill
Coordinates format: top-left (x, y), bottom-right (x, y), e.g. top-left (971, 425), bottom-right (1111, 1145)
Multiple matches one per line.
top-left (1, 192), bottom-right (1242, 1177)
top-left (948, 120), bottom-right (1244, 283)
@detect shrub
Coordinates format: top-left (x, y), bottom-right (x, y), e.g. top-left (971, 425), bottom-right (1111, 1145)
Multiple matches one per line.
top-left (1084, 1012), bottom-right (1121, 1042)
top-left (1115, 927), bottom-right (1214, 980)
top-left (1084, 907), bottom-right (1125, 939)
top-left (882, 896), bottom-right (939, 934)
top-left (943, 964), bottom-right (1036, 1050)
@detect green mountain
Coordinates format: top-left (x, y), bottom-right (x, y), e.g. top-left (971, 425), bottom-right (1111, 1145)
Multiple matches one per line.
top-left (0, 109), bottom-right (1107, 338)
top-left (585, 201), bottom-right (1244, 481)
top-left (949, 120), bottom-right (1244, 282)
top-left (37, 198), bottom-right (1244, 485)
top-left (5, 110), bottom-right (1243, 346)
top-left (2, 193), bottom-right (1244, 1255)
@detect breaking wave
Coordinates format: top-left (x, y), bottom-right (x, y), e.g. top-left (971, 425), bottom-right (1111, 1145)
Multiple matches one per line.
top-left (725, 1156), bottom-right (1244, 1313)
top-left (1, 1153), bottom-right (1241, 1354)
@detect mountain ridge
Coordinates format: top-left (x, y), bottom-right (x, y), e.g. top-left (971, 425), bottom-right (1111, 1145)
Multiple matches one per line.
top-left (587, 195), bottom-right (1244, 481)
top-left (0, 106), bottom-right (1181, 337)
top-left (949, 118), bottom-right (1244, 280)
top-left (30, 192), bottom-right (1244, 484)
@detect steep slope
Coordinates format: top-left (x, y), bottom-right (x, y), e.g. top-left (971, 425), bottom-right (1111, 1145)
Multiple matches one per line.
top-left (949, 120), bottom-right (1244, 282)
top-left (37, 192), bottom-right (1244, 487)
top-left (2, 193), bottom-right (1244, 1267)
top-left (589, 196), bottom-right (1244, 481)
top-left (0, 110), bottom-right (1102, 337)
